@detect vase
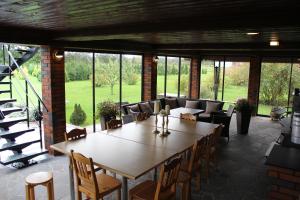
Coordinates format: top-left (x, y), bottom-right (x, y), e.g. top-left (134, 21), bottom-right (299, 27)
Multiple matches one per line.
top-left (236, 111), bottom-right (251, 135)
top-left (100, 115), bottom-right (116, 130)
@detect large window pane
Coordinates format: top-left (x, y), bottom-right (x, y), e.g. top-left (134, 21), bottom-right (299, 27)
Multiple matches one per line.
top-left (258, 62), bottom-right (290, 115)
top-left (65, 52), bottom-right (93, 127)
top-left (122, 55), bottom-right (142, 103)
top-left (290, 62), bottom-right (300, 107)
top-left (95, 53), bottom-right (120, 129)
top-left (179, 58), bottom-right (190, 97)
top-left (166, 57), bottom-right (179, 97)
top-left (157, 56), bottom-right (166, 98)
top-left (223, 61), bottom-right (249, 104)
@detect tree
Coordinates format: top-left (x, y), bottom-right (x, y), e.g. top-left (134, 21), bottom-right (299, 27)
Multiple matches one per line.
top-left (70, 104), bottom-right (87, 125)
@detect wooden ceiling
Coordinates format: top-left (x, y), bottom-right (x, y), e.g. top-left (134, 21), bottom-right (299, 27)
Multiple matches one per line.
top-left (0, 0), bottom-right (300, 55)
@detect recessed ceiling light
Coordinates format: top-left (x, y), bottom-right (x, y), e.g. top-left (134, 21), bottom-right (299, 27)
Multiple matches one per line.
top-left (246, 32), bottom-right (259, 35)
top-left (270, 41), bottom-right (279, 46)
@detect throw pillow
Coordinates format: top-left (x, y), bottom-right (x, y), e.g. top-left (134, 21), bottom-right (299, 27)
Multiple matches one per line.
top-left (185, 100), bottom-right (199, 109)
top-left (139, 102), bottom-right (153, 114)
top-left (127, 104), bottom-right (140, 113)
top-left (205, 101), bottom-right (220, 114)
top-left (165, 98), bottom-right (178, 109)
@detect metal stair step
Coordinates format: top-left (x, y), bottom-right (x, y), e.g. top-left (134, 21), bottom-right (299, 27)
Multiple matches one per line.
top-left (0, 128), bottom-right (35, 140)
top-left (15, 49), bottom-right (30, 53)
top-left (0, 81), bottom-right (11, 85)
top-left (0, 139), bottom-right (40, 152)
top-left (0, 149), bottom-right (48, 165)
top-left (0, 98), bottom-right (16, 105)
top-left (1, 107), bottom-right (22, 115)
top-left (0, 73), bottom-right (11, 77)
top-left (0, 117), bottom-right (28, 129)
top-left (0, 90), bottom-right (11, 94)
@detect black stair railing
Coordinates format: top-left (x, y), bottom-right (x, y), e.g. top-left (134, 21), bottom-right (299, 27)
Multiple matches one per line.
top-left (3, 44), bottom-right (48, 150)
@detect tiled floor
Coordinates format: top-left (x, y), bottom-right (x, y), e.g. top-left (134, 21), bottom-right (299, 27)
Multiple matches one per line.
top-left (0, 115), bottom-right (281, 200)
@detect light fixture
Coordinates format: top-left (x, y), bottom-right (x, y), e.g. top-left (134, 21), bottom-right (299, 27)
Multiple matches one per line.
top-left (270, 41), bottom-right (279, 46)
top-left (153, 56), bottom-right (159, 63)
top-left (53, 50), bottom-right (64, 61)
top-left (246, 32), bottom-right (259, 35)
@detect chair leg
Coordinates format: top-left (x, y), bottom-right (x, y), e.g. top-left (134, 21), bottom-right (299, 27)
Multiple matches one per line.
top-left (117, 188), bottom-right (121, 200)
top-left (25, 184), bottom-right (31, 200)
top-left (47, 180), bottom-right (55, 200)
top-left (180, 184), bottom-right (185, 200)
top-left (184, 182), bottom-right (190, 200)
top-left (195, 172), bottom-right (201, 191)
top-left (77, 191), bottom-right (82, 200)
top-left (29, 186), bottom-right (35, 200)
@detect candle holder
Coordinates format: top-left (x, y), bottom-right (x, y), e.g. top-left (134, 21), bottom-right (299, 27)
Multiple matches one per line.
top-left (152, 113), bottom-right (160, 134)
top-left (165, 115), bottom-right (171, 135)
top-left (160, 115), bottom-right (168, 137)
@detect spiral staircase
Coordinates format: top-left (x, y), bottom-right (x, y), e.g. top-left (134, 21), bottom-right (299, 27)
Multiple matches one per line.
top-left (0, 44), bottom-right (48, 168)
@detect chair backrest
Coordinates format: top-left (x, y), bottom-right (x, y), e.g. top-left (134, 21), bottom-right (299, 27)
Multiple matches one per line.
top-left (187, 136), bottom-right (208, 173)
top-left (210, 124), bottom-right (224, 147)
top-left (122, 114), bottom-right (135, 124)
top-left (180, 113), bottom-right (197, 121)
top-left (155, 156), bottom-right (182, 200)
top-left (226, 105), bottom-right (235, 117)
top-left (136, 112), bottom-right (149, 121)
top-left (64, 128), bottom-right (87, 141)
top-left (106, 119), bottom-right (122, 130)
top-left (70, 150), bottom-right (99, 197)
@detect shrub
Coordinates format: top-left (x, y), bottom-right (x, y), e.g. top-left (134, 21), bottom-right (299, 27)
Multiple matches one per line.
top-left (14, 67), bottom-right (29, 80)
top-left (32, 66), bottom-right (41, 81)
top-left (177, 75), bottom-right (189, 96)
top-left (70, 104), bottom-right (86, 125)
top-left (96, 100), bottom-right (118, 119)
top-left (124, 73), bottom-right (138, 85)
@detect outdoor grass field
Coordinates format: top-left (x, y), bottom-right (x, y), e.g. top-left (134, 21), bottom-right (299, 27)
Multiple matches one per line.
top-left (1, 74), bottom-right (273, 127)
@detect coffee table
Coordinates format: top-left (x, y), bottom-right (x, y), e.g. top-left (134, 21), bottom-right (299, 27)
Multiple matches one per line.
top-left (169, 107), bottom-right (204, 118)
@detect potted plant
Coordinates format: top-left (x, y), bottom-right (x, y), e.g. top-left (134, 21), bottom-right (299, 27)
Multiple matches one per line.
top-left (96, 100), bottom-right (118, 130)
top-left (235, 98), bottom-right (254, 135)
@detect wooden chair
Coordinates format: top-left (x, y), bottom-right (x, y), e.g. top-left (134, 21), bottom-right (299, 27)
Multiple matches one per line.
top-left (64, 128), bottom-right (87, 141)
top-left (25, 171), bottom-right (54, 200)
top-left (201, 125), bottom-right (224, 179)
top-left (177, 136), bottom-right (208, 199)
top-left (106, 119), bottom-right (122, 130)
top-left (129, 156), bottom-right (182, 200)
top-left (180, 113), bottom-right (197, 121)
top-left (136, 112), bottom-right (149, 121)
top-left (65, 128), bottom-right (103, 173)
top-left (70, 150), bottom-right (122, 200)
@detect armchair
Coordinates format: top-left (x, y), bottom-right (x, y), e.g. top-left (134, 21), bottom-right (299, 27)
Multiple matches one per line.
top-left (211, 105), bottom-right (234, 142)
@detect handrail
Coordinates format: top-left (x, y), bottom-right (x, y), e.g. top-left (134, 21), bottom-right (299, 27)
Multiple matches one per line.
top-left (5, 45), bottom-right (48, 112)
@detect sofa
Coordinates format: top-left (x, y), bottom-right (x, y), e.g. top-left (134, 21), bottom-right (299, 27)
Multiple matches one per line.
top-left (121, 97), bottom-right (224, 119)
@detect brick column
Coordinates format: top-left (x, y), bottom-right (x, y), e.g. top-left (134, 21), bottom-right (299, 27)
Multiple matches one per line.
top-left (143, 53), bottom-right (157, 101)
top-left (248, 56), bottom-right (261, 115)
top-left (190, 57), bottom-right (200, 99)
top-left (41, 46), bottom-right (66, 154)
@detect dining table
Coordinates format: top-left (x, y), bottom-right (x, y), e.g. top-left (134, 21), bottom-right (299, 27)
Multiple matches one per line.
top-left (50, 116), bottom-right (218, 200)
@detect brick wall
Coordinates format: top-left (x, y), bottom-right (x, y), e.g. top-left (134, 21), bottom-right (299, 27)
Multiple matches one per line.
top-left (248, 56), bottom-right (261, 114)
top-left (41, 46), bottom-right (66, 154)
top-left (267, 166), bottom-right (300, 200)
top-left (190, 57), bottom-right (200, 99)
top-left (143, 53), bottom-right (157, 101)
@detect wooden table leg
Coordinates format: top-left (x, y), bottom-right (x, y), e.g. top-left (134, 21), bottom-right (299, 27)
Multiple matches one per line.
top-left (69, 158), bottom-right (75, 200)
top-left (122, 177), bottom-right (128, 200)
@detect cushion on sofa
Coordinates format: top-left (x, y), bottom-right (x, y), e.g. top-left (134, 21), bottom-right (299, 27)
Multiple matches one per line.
top-left (139, 102), bottom-right (153, 114)
top-left (205, 101), bottom-right (220, 114)
top-left (185, 100), bottom-right (199, 109)
top-left (177, 98), bottom-right (187, 107)
top-left (128, 104), bottom-right (140, 113)
top-left (164, 98), bottom-right (178, 109)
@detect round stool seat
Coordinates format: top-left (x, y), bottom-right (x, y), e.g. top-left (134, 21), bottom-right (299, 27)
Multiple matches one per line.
top-left (26, 172), bottom-right (53, 185)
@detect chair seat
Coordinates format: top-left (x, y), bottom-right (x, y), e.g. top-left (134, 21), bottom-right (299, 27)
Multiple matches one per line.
top-left (82, 173), bottom-right (121, 197)
top-left (130, 180), bottom-right (174, 200)
top-left (26, 171), bottom-right (53, 186)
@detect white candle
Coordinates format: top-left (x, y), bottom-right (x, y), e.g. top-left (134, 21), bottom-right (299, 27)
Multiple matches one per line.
top-left (154, 101), bottom-right (159, 114)
top-left (165, 105), bottom-right (170, 115)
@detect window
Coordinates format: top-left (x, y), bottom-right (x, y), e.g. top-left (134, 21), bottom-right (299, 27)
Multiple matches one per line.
top-left (179, 58), bottom-right (191, 97)
top-left (156, 56), bottom-right (166, 99)
top-left (65, 52), bottom-right (93, 127)
top-left (121, 54), bottom-right (142, 103)
top-left (258, 61), bottom-right (292, 115)
top-left (166, 57), bottom-right (179, 97)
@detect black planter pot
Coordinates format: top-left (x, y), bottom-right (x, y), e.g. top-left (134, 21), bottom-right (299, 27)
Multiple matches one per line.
top-left (100, 115), bottom-right (116, 130)
top-left (236, 111), bottom-right (251, 135)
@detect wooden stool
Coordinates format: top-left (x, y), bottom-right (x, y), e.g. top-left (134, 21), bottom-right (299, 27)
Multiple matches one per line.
top-left (25, 172), bottom-right (54, 200)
